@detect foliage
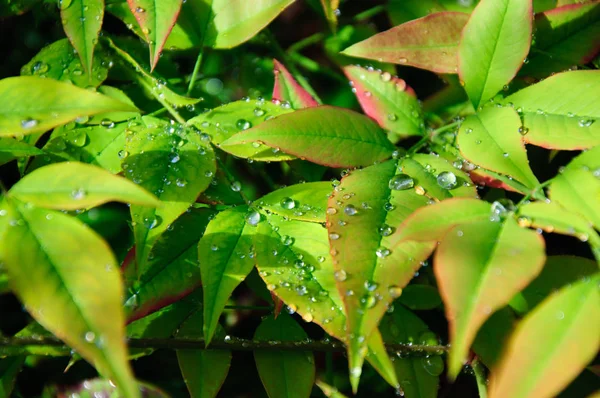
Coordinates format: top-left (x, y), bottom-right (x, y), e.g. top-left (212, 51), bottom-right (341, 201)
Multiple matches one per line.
top-left (0, 0), bottom-right (599, 397)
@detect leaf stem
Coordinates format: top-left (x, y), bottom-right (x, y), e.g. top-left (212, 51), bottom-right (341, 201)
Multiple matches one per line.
top-left (353, 5), bottom-right (386, 22)
top-left (187, 49), bottom-right (204, 96)
top-left (516, 179), bottom-right (553, 207)
top-left (471, 358), bottom-right (489, 398)
top-left (287, 32), bottom-right (325, 54)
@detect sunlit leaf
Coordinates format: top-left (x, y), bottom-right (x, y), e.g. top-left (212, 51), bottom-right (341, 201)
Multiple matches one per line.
top-left (61, 0), bottom-right (104, 76)
top-left (221, 106), bottom-right (395, 168)
top-left (504, 70), bottom-right (600, 150)
top-left (176, 310), bottom-right (231, 398)
top-left (0, 76), bottom-right (138, 137)
top-left (457, 106), bottom-right (539, 188)
top-left (319, 0), bottom-right (340, 32)
top-left (489, 276), bottom-right (600, 398)
top-left (316, 379), bottom-right (348, 398)
top-left (0, 138), bottom-right (44, 167)
top-left (254, 314), bottom-right (315, 398)
top-left (127, 0), bottom-right (183, 70)
top-left (10, 161), bottom-right (160, 210)
top-left (87, 86), bottom-right (140, 124)
top-left (254, 182), bottom-right (332, 223)
top-left (342, 12), bottom-right (469, 74)
top-left (458, 0), bottom-right (532, 109)
top-left (520, 2), bottom-right (600, 79)
top-left (272, 59), bottom-right (319, 109)
top-left (198, 206), bottom-right (256, 345)
top-left (343, 65), bottom-right (424, 141)
top-left (0, 198), bottom-right (138, 398)
top-left (548, 146), bottom-right (600, 229)
top-left (435, 217), bottom-right (546, 378)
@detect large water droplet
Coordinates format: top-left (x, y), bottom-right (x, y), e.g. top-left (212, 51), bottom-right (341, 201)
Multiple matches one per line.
top-left (21, 118), bottom-right (38, 129)
top-left (436, 171), bottom-right (457, 190)
top-left (280, 197), bottom-right (296, 210)
top-left (32, 61), bottom-right (49, 74)
top-left (230, 181), bottom-right (242, 192)
top-left (490, 199), bottom-right (515, 221)
top-left (71, 188), bottom-right (87, 200)
top-left (344, 204), bottom-right (358, 216)
top-left (246, 209), bottom-right (261, 226)
top-left (421, 356), bottom-right (444, 376)
top-left (236, 119), bottom-right (252, 130)
top-left (578, 118), bottom-right (594, 127)
top-left (334, 269), bottom-right (347, 282)
top-left (388, 285), bottom-right (402, 298)
top-left (389, 174), bottom-right (414, 190)
top-left (281, 235), bottom-right (294, 246)
top-left (378, 224), bottom-right (395, 236)
top-left (376, 247), bottom-right (391, 258)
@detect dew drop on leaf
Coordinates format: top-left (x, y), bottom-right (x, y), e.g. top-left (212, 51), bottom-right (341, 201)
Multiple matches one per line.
top-left (389, 174), bottom-right (414, 190)
top-left (236, 119), bottom-right (252, 130)
top-left (230, 181), bottom-right (242, 192)
top-left (281, 235), bottom-right (295, 246)
top-left (20, 118), bottom-right (38, 129)
top-left (245, 209), bottom-right (261, 226)
top-left (334, 269), bottom-right (347, 282)
top-left (364, 280), bottom-right (378, 292)
top-left (436, 171), bottom-right (457, 190)
top-left (71, 188), bottom-right (87, 200)
top-left (518, 126), bottom-right (529, 136)
top-left (329, 233), bottom-right (340, 240)
top-left (421, 356), bottom-right (444, 376)
top-left (578, 118), bottom-right (594, 128)
top-left (344, 204), bottom-right (358, 216)
top-left (280, 197), bottom-right (296, 210)
top-left (118, 150), bottom-right (129, 159)
top-left (388, 285), bottom-right (402, 298)
top-left (376, 247), bottom-right (391, 258)
top-left (378, 224), bottom-right (395, 236)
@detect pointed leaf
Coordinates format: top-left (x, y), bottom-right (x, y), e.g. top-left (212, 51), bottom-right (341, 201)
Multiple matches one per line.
top-left (254, 181), bottom-right (332, 223)
top-left (472, 307), bottom-right (516, 368)
top-left (0, 357), bottom-right (24, 398)
top-left (397, 198), bottom-right (492, 242)
top-left (221, 106), bottom-right (395, 168)
top-left (254, 314), bottom-right (315, 398)
top-left (53, 378), bottom-right (167, 398)
top-left (435, 218), bottom-right (546, 378)
top-left (326, 160), bottom-right (437, 385)
top-left (458, 0), bottom-right (533, 109)
top-left (0, 76), bottom-right (138, 137)
top-left (319, 0), bottom-right (340, 32)
top-left (504, 70), bottom-right (600, 150)
top-left (316, 380), bottom-right (348, 398)
top-left (457, 106), bottom-right (539, 188)
top-left (520, 2), bottom-right (600, 79)
top-left (0, 138), bottom-right (44, 167)
top-left (10, 161), bottom-right (160, 210)
top-left (198, 206), bottom-right (256, 345)
top-left (343, 65), bottom-right (424, 141)
top-left (127, 0), bottom-right (183, 70)
top-left (548, 146), bottom-right (600, 229)
top-left (176, 310), bottom-right (231, 398)
top-left (124, 121), bottom-right (216, 271)
top-left (489, 276), bottom-right (600, 398)
top-left (61, 0), bottom-right (104, 76)
top-left (0, 198), bottom-right (138, 398)
top-left (342, 12), bottom-right (469, 74)
top-left (20, 38), bottom-right (109, 88)
top-left (272, 59), bottom-right (319, 109)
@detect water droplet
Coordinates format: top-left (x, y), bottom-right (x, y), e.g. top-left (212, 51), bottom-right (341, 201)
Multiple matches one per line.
top-left (378, 224), bottom-right (395, 236)
top-left (84, 332), bottom-right (96, 342)
top-left (135, 6), bottom-right (145, 12)
top-left (169, 153), bottom-right (180, 163)
top-left (414, 185), bottom-right (426, 195)
top-left (362, 295), bottom-right (377, 309)
top-left (32, 61), bottom-right (49, 74)
top-left (398, 58), bottom-right (408, 64)
top-left (245, 209), bottom-right (261, 226)
top-left (21, 118), bottom-right (38, 129)
top-left (344, 204), bottom-right (358, 216)
top-left (421, 356), bottom-right (444, 376)
top-left (71, 188), bottom-right (87, 200)
top-left (100, 118), bottom-right (115, 128)
top-left (517, 216), bottom-right (532, 227)
top-left (176, 178), bottom-right (187, 187)
top-left (280, 197), bottom-right (296, 210)
top-left (518, 126), bottom-right (529, 136)
top-left (387, 113), bottom-right (398, 121)
top-left (364, 280), bottom-right (378, 292)
top-left (229, 181), bottom-right (242, 192)
top-left (118, 150), bottom-right (129, 159)
top-left (490, 199), bottom-right (515, 221)
top-left (376, 247), bottom-right (391, 258)
top-left (69, 130), bottom-right (87, 147)
top-left (253, 108), bottom-right (265, 117)
top-left (388, 285), bottom-right (402, 298)
top-left (389, 174), bottom-right (414, 190)
top-left (334, 270), bottom-right (347, 282)
top-left (329, 233), bottom-right (340, 240)
top-left (380, 72), bottom-right (392, 82)
top-left (236, 119), bottom-right (252, 130)
top-left (295, 285), bottom-right (308, 296)
top-left (436, 171), bottom-right (457, 190)
top-left (578, 118), bottom-right (594, 127)
top-left (59, 0), bottom-right (73, 10)
top-left (281, 235), bottom-right (295, 246)
top-left (384, 202), bottom-right (395, 211)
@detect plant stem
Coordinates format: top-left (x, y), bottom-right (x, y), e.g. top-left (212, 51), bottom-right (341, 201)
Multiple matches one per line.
top-left (471, 358), bottom-right (488, 398)
top-left (408, 121), bottom-right (461, 154)
top-left (287, 32), bottom-right (325, 54)
top-left (187, 49), bottom-right (204, 96)
top-left (353, 5), bottom-right (386, 22)
top-left (516, 179), bottom-right (553, 207)
top-left (0, 336), bottom-right (448, 355)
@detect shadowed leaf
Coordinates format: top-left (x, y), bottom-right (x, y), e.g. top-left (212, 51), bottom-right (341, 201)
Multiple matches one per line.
top-left (272, 59), bottom-right (319, 109)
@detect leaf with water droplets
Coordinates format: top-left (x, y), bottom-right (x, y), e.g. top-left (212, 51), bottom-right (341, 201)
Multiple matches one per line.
top-left (272, 59), bottom-right (319, 109)
top-left (87, 86), bottom-right (140, 125)
top-left (221, 106), bottom-right (396, 168)
top-left (127, 0), bottom-right (182, 71)
top-left (254, 182), bottom-right (332, 223)
top-left (342, 12), bottom-right (469, 74)
top-left (0, 197), bottom-right (138, 398)
top-left (176, 309), bottom-right (231, 398)
top-left (503, 70), bottom-right (600, 150)
top-left (458, 0), bottom-right (532, 109)
top-left (520, 2), bottom-right (600, 79)
top-left (125, 120), bottom-right (216, 273)
top-left (379, 305), bottom-right (442, 398)
top-left (458, 106), bottom-right (539, 189)
top-left (0, 138), bottom-right (44, 167)
top-left (198, 206), bottom-right (256, 345)
top-left (548, 146), bottom-right (600, 230)
top-left (315, 380), bottom-right (348, 398)
top-left (489, 276), bottom-right (600, 398)
top-left (343, 65), bottom-right (424, 142)
top-left (435, 217), bottom-right (546, 379)
top-left (49, 378), bottom-right (167, 397)
top-left (326, 160), bottom-right (436, 389)
top-left (254, 313), bottom-right (315, 398)
top-left (61, 0), bottom-right (104, 76)
top-left (9, 161), bottom-right (160, 210)
top-left (319, 0), bottom-right (340, 32)
top-left (0, 76), bottom-right (138, 137)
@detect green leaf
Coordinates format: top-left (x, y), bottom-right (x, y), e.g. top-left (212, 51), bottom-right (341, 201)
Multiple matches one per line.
top-left (253, 314), bottom-right (315, 398)
top-left (125, 208), bottom-right (214, 322)
top-left (127, 0), bottom-right (183, 71)
top-left (0, 198), bottom-right (138, 398)
top-left (272, 59), bottom-right (319, 109)
top-left (342, 12), bottom-right (469, 74)
top-left (319, 0), bottom-right (339, 32)
top-left (0, 357), bottom-right (24, 397)
top-left (379, 305), bottom-right (442, 398)
top-left (0, 138), bottom-right (44, 167)
top-left (0, 76), bottom-right (139, 137)
top-left (548, 146), bottom-right (600, 229)
top-left (458, 0), bottom-right (532, 109)
top-left (397, 198), bottom-right (492, 242)
top-left (504, 71), bottom-right (600, 150)
top-left (435, 217), bottom-right (546, 379)
top-left (315, 380), bottom-right (348, 398)
top-left (520, 2), bottom-right (600, 79)
top-left (472, 307), bottom-right (516, 368)
top-left (87, 86), bottom-right (140, 124)
top-left (398, 284), bottom-right (442, 311)
top-left (20, 38), bottom-right (109, 88)
top-left (0, 0), bottom-right (39, 17)
top-left (221, 106), bottom-right (395, 168)
top-left (50, 378), bottom-right (168, 398)
top-left (520, 256), bottom-right (598, 311)
top-left (176, 310), bottom-right (231, 398)
top-left (326, 160), bottom-right (436, 387)
top-left (187, 99), bottom-right (295, 161)
top-left (387, 0), bottom-right (446, 25)
top-left (9, 161), bottom-right (160, 210)
top-left (489, 276), bottom-right (600, 398)
top-left (125, 122), bottom-right (215, 271)
top-left (343, 65), bottom-right (424, 141)
top-left (457, 106), bottom-right (539, 188)
top-left (198, 206), bottom-right (256, 345)
top-left (61, 0), bottom-right (105, 76)
top-left (254, 182), bottom-right (332, 223)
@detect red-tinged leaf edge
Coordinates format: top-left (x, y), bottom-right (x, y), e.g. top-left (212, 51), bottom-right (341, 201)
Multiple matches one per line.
top-left (126, 286), bottom-right (198, 323)
top-left (272, 59), bottom-right (318, 108)
top-left (271, 291), bottom-right (284, 319)
top-left (469, 170), bottom-right (518, 192)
